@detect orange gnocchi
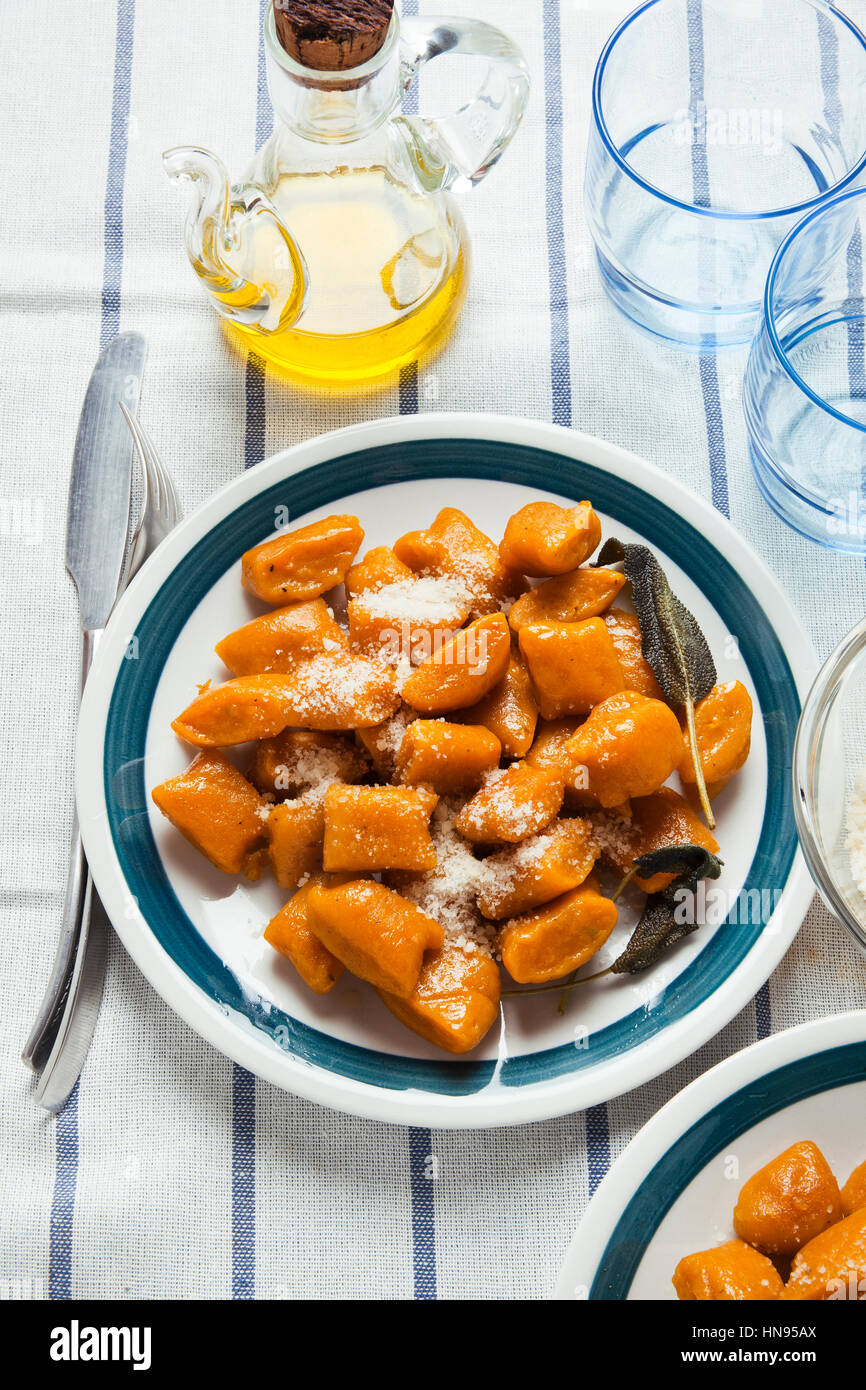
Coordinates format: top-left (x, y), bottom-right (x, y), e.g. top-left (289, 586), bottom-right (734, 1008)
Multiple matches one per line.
top-left (152, 501), bottom-right (748, 1056)
top-left (675, 1140), bottom-right (866, 1301)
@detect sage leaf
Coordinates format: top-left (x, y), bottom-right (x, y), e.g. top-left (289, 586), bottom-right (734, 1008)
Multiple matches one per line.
top-left (609, 896), bottom-right (694, 975)
top-left (595, 538), bottom-right (717, 829)
top-left (610, 844), bottom-right (723, 975)
top-left (633, 845), bottom-right (723, 898)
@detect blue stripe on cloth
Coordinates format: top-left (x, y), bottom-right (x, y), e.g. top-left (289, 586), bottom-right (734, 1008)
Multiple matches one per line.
top-left (244, 353), bottom-right (267, 469)
top-left (815, 8), bottom-right (865, 406)
top-left (847, 230), bottom-right (866, 402)
top-left (231, 1066), bottom-right (256, 1299)
top-left (100, 0), bottom-right (136, 348)
top-left (49, 0), bottom-right (137, 1298)
top-left (256, 0), bottom-right (273, 151)
top-left (48, 1081), bottom-right (79, 1298)
top-left (816, 0), bottom-right (866, 497)
top-left (408, 1127), bottom-right (437, 1299)
top-left (229, 4), bottom-right (273, 1304)
top-left (542, 0), bottom-right (572, 427)
top-left (686, 0), bottom-right (731, 518)
top-left (755, 983), bottom-right (772, 1040)
top-left (399, 362), bottom-right (419, 412)
top-left (234, 340), bottom-right (262, 1290)
top-left (585, 1104), bottom-right (611, 1196)
top-left (235, 335), bottom-right (261, 1287)
top-left (817, 8), bottom-right (843, 140)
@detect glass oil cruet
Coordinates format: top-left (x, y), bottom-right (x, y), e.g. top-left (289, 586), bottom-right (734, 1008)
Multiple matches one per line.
top-left (164, 1), bottom-right (529, 387)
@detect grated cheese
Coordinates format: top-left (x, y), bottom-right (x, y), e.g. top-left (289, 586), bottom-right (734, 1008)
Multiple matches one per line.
top-left (397, 798), bottom-right (497, 955)
top-left (845, 769), bottom-right (866, 898)
top-left (360, 575), bottom-right (472, 625)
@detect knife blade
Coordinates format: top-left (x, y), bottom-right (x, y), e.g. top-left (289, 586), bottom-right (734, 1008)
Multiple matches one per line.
top-left (66, 331), bottom-right (147, 630)
top-left (22, 333), bottom-right (147, 1072)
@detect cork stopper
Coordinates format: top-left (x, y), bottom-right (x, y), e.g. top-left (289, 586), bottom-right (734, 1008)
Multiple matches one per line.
top-left (273, 1), bottom-right (395, 71)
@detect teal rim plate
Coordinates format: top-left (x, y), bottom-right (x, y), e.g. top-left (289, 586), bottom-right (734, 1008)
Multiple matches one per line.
top-left (554, 1012), bottom-right (866, 1299)
top-left (76, 416), bottom-right (816, 1127)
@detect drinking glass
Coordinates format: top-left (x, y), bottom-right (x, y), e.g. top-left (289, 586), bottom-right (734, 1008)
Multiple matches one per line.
top-left (744, 186), bottom-right (866, 550)
top-left (585, 0), bottom-right (866, 347)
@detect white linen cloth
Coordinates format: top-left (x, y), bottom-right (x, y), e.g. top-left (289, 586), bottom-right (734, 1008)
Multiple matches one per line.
top-left (2, 0), bottom-right (866, 1301)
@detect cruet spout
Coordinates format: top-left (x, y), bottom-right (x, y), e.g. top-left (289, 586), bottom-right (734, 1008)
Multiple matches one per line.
top-left (163, 145), bottom-right (308, 335)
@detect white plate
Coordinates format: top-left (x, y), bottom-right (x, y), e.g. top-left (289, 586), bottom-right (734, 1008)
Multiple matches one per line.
top-left (76, 414), bottom-right (816, 1127)
top-left (554, 1012), bottom-right (866, 1299)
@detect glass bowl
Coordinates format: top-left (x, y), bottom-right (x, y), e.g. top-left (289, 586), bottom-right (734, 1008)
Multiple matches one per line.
top-left (794, 616), bottom-right (866, 955)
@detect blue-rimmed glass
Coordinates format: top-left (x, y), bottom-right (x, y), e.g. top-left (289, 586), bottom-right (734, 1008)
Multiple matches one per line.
top-left (745, 185), bottom-right (866, 550)
top-left (585, 0), bottom-right (866, 348)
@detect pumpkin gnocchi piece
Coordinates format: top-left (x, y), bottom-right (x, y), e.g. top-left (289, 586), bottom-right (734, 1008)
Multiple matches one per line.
top-left (783, 1206), bottom-right (866, 1300)
top-left (499, 501), bottom-right (602, 576)
top-left (394, 507), bottom-right (524, 618)
top-left (673, 1241), bottom-right (784, 1302)
top-left (564, 690), bottom-right (686, 808)
top-left (395, 720), bottom-right (501, 794)
top-left (457, 652), bottom-right (538, 758)
top-left (151, 751), bottom-right (267, 875)
top-left (345, 545), bottom-right (413, 598)
top-left (171, 656), bottom-right (399, 745)
top-left (499, 875), bottom-right (617, 984)
top-left (241, 513), bottom-right (364, 604)
top-left (477, 818), bottom-right (599, 921)
top-left (508, 566), bottom-right (626, 632)
top-left (241, 848), bottom-right (269, 882)
top-left (306, 878), bottom-right (444, 997)
top-left (602, 609), bottom-right (664, 701)
top-left (733, 1141), bottom-right (842, 1257)
top-left (356, 705), bottom-right (417, 781)
top-left (215, 599), bottom-right (346, 676)
top-left (377, 942), bottom-right (501, 1054)
top-left (267, 798), bottom-right (325, 891)
top-left (347, 575), bottom-right (471, 661)
top-left (679, 680), bottom-right (753, 799)
top-left (594, 787), bottom-right (719, 893)
top-left (842, 1160), bottom-right (866, 1217)
top-left (525, 717), bottom-right (583, 773)
top-left (248, 729), bottom-right (368, 799)
top-left (264, 874), bottom-right (349, 994)
top-left (518, 618), bottom-right (625, 719)
top-left (322, 784), bottom-right (438, 872)
top-left (401, 612), bottom-right (511, 715)
top-left (455, 762), bottom-right (563, 844)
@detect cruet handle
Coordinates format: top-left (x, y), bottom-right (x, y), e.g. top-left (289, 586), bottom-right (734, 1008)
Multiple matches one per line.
top-left (396, 16), bottom-right (530, 190)
top-left (163, 146), bottom-right (309, 337)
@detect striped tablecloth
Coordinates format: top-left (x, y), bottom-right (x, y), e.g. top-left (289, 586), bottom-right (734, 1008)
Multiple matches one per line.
top-left (4, 0), bottom-right (866, 1302)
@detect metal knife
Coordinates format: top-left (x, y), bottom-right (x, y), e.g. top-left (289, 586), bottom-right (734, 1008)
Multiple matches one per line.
top-left (22, 332), bottom-right (146, 1072)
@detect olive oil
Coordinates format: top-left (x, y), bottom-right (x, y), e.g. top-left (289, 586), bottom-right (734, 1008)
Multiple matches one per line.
top-left (222, 167), bottom-right (468, 386)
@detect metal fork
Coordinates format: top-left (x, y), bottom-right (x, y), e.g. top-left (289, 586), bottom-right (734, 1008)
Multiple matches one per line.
top-left (30, 411), bottom-right (181, 1111)
top-left (119, 403), bottom-right (181, 566)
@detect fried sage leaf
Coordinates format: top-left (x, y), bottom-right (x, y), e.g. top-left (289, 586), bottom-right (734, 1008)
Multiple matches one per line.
top-left (633, 844), bottom-right (722, 896)
top-left (611, 843), bottom-right (723, 975)
top-left (596, 538), bottom-right (717, 829)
